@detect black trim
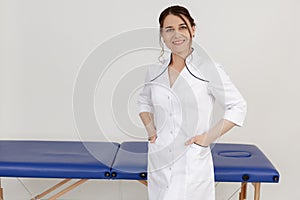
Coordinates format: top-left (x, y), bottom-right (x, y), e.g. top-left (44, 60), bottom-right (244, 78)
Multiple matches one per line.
top-left (186, 65), bottom-right (209, 83)
top-left (193, 142), bottom-right (209, 148)
top-left (151, 52), bottom-right (209, 83)
top-left (150, 66), bottom-right (168, 82)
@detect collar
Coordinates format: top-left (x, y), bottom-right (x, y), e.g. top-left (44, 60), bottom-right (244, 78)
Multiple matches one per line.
top-left (150, 47), bottom-right (208, 82)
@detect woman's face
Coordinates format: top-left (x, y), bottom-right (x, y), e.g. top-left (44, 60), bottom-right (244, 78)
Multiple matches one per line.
top-left (161, 14), bottom-right (195, 56)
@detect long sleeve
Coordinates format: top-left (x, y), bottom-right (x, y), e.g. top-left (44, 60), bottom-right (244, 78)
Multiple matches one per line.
top-left (208, 64), bottom-right (247, 127)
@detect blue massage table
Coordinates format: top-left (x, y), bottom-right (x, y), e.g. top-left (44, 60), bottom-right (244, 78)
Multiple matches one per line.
top-left (0, 140), bottom-right (279, 200)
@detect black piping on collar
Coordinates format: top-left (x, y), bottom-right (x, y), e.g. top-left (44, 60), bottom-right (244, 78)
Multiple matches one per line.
top-left (150, 64), bottom-right (209, 83)
top-left (150, 65), bottom-right (169, 82)
top-left (150, 51), bottom-right (209, 83)
top-left (186, 65), bottom-right (209, 82)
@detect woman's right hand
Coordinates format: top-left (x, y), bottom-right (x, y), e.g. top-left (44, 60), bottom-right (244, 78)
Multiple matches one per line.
top-left (148, 133), bottom-right (157, 143)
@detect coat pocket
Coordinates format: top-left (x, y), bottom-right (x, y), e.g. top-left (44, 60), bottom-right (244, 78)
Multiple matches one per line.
top-left (193, 142), bottom-right (208, 148)
top-left (189, 143), bottom-right (210, 159)
top-left (187, 144), bottom-right (214, 183)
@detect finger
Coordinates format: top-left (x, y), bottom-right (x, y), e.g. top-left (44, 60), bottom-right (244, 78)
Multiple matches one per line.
top-left (150, 138), bottom-right (155, 143)
top-left (150, 136), bottom-right (157, 143)
top-left (185, 137), bottom-right (194, 145)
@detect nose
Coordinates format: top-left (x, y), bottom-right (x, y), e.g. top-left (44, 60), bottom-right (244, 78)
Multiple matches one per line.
top-left (174, 31), bottom-right (182, 38)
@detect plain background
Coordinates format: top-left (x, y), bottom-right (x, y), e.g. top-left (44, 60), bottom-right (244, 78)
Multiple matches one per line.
top-left (1, 0), bottom-right (299, 199)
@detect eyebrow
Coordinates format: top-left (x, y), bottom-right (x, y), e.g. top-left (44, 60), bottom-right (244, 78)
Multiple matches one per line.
top-left (164, 23), bottom-right (187, 29)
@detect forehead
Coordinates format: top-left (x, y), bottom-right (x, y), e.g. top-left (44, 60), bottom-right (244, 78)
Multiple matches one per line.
top-left (163, 14), bottom-right (190, 27)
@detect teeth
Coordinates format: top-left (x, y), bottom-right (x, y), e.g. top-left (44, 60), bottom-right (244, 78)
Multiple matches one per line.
top-left (173, 40), bottom-right (184, 45)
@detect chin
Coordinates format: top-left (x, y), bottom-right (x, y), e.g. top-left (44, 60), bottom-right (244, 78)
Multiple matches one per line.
top-left (171, 46), bottom-right (189, 55)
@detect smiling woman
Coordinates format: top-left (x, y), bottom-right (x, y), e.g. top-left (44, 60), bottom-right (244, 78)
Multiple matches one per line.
top-left (160, 12), bottom-right (195, 59)
top-left (138, 5), bottom-right (247, 200)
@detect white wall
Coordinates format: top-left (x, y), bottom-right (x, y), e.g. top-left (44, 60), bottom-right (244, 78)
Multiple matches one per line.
top-left (1, 0), bottom-right (299, 199)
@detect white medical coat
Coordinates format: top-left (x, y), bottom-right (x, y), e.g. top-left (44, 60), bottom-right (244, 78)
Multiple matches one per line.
top-left (138, 49), bottom-right (247, 200)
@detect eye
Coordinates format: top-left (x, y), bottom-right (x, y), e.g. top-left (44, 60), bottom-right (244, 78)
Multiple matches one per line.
top-left (165, 28), bottom-right (175, 32)
top-left (179, 25), bottom-right (188, 30)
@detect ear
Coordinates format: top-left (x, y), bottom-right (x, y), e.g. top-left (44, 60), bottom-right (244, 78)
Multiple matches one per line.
top-left (161, 36), bottom-right (165, 43)
top-left (192, 25), bottom-right (196, 37)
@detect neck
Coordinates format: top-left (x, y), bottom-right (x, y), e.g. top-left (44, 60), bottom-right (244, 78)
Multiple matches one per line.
top-left (170, 48), bottom-right (193, 68)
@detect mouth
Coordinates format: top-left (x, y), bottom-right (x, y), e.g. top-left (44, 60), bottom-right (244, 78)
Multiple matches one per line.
top-left (172, 39), bottom-right (185, 45)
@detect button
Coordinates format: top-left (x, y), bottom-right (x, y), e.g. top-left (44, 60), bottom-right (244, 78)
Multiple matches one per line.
top-left (170, 131), bottom-right (173, 134)
top-left (140, 173), bottom-right (147, 179)
top-left (242, 174), bottom-right (249, 181)
top-left (169, 113), bottom-right (172, 117)
top-left (111, 172), bottom-right (117, 177)
top-left (169, 167), bottom-right (172, 170)
top-left (169, 149), bottom-right (172, 152)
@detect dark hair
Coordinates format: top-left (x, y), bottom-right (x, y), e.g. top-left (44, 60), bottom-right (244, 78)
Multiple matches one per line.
top-left (158, 5), bottom-right (196, 62)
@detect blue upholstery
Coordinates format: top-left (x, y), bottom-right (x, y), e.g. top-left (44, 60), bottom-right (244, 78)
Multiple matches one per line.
top-left (0, 140), bottom-right (279, 183)
top-left (110, 141), bottom-right (148, 179)
top-left (111, 142), bottom-right (280, 183)
top-left (0, 141), bottom-right (119, 179)
top-left (211, 143), bottom-right (279, 182)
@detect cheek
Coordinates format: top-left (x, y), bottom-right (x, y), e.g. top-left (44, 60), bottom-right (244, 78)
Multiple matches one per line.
top-left (181, 31), bottom-right (192, 39)
top-left (175, 31), bottom-right (192, 41)
top-left (161, 36), bottom-right (172, 47)
top-left (161, 34), bottom-right (169, 42)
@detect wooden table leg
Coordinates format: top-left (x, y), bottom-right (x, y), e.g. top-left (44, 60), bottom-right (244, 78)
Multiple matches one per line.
top-left (31, 179), bottom-right (71, 200)
top-left (0, 178), bottom-right (3, 200)
top-left (252, 182), bottom-right (261, 200)
top-left (48, 179), bottom-right (88, 200)
top-left (239, 182), bottom-right (247, 200)
top-left (137, 180), bottom-right (148, 186)
top-left (0, 187), bottom-right (3, 200)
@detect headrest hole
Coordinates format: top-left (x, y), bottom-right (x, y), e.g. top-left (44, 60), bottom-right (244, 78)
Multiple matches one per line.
top-left (219, 151), bottom-right (251, 158)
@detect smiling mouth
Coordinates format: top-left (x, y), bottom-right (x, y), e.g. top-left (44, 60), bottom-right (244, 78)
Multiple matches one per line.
top-left (172, 40), bottom-right (185, 45)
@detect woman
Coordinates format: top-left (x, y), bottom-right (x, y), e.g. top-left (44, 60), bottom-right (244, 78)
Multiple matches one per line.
top-left (138, 5), bottom-right (247, 200)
